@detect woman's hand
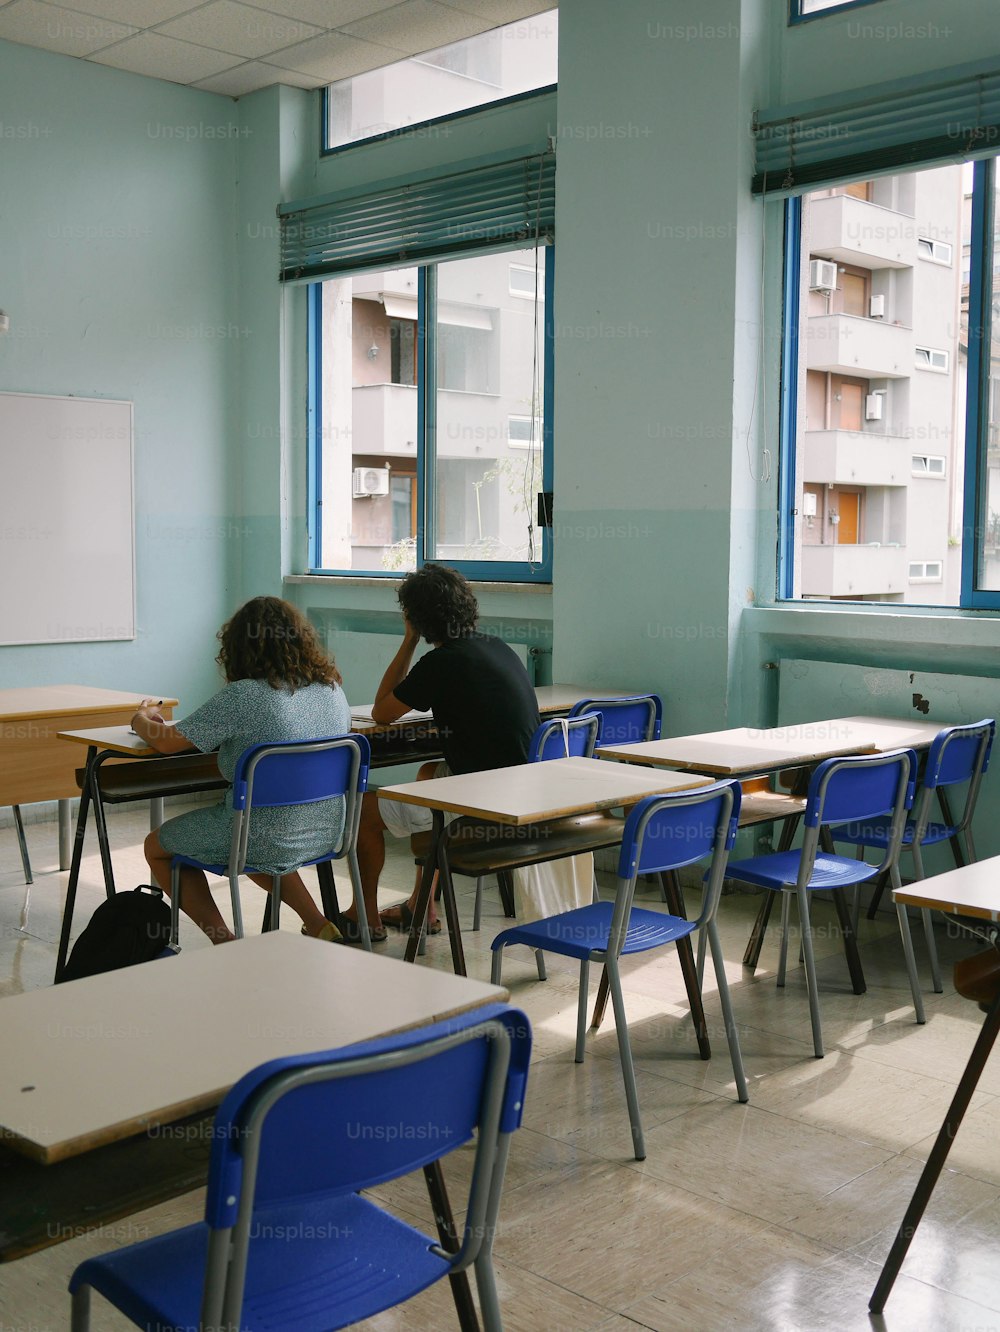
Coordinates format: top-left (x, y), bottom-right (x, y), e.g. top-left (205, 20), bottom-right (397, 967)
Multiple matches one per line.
top-left (132, 698), bottom-right (166, 729)
top-left (131, 701), bottom-right (195, 755)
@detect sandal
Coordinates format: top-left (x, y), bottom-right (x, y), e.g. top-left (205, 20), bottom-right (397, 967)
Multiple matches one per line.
top-left (381, 901), bottom-right (442, 935)
top-left (338, 915), bottom-right (388, 945)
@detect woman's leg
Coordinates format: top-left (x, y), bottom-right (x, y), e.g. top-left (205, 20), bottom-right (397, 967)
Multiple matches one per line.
top-left (144, 829), bottom-right (235, 944)
top-left (246, 870), bottom-right (330, 937)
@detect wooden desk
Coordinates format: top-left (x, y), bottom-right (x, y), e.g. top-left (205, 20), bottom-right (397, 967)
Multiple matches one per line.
top-left (379, 757), bottom-right (710, 976)
top-left (596, 715), bottom-right (945, 776)
top-left (0, 686), bottom-right (176, 870)
top-left (1, 932), bottom-right (506, 1164)
top-left (871, 863), bottom-right (1000, 1313)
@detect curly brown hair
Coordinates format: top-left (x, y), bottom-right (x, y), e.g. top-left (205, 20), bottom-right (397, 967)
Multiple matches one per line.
top-left (398, 564), bottom-right (479, 643)
top-left (216, 597), bottom-right (342, 690)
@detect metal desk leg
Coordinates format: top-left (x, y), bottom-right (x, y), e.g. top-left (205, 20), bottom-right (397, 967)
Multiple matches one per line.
top-left (12, 806), bottom-right (32, 884)
top-left (90, 752), bottom-right (118, 899)
top-left (423, 1161), bottom-right (480, 1332)
top-left (149, 797), bottom-right (165, 830)
top-left (870, 985), bottom-right (1000, 1313)
top-left (405, 812), bottom-right (441, 965)
top-left (436, 836), bottom-right (468, 978)
top-left (831, 886), bottom-right (866, 995)
top-left (58, 798), bottom-right (73, 872)
top-left (316, 861), bottom-right (341, 923)
top-left (54, 747), bottom-right (96, 982)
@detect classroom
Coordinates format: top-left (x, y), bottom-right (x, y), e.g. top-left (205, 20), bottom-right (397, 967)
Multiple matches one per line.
top-left (3, 0), bottom-right (1000, 1328)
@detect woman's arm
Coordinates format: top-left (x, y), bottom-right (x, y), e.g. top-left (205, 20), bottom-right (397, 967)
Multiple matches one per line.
top-left (371, 619), bottom-right (423, 724)
top-left (131, 699), bottom-right (198, 755)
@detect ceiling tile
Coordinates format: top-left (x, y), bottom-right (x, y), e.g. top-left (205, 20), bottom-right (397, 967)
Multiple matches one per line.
top-left (89, 30), bottom-right (241, 81)
top-left (263, 29), bottom-right (396, 81)
top-left (242, 0), bottom-right (398, 27)
top-left (191, 57), bottom-right (323, 94)
top-left (340, 0), bottom-right (487, 55)
top-left (0, 0), bottom-right (135, 57)
top-left (440, 0), bottom-right (553, 21)
top-left (158, 0), bottom-right (323, 59)
top-left (52, 0), bottom-right (203, 22)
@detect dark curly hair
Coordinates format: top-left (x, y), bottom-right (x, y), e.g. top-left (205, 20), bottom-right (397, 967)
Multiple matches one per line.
top-left (397, 564), bottom-right (479, 643)
top-left (216, 597), bottom-right (342, 690)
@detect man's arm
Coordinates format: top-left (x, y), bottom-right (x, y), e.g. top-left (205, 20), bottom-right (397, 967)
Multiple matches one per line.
top-left (371, 619), bottom-right (423, 724)
top-left (131, 700), bottom-right (198, 755)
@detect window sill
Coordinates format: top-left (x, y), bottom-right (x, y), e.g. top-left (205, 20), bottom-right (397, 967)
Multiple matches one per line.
top-left (285, 573), bottom-right (551, 594)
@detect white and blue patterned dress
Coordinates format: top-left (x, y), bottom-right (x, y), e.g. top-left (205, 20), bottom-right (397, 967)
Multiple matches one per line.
top-left (158, 678), bottom-right (352, 875)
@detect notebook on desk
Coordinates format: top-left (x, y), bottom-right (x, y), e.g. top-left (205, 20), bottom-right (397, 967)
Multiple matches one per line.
top-left (350, 704), bottom-right (433, 724)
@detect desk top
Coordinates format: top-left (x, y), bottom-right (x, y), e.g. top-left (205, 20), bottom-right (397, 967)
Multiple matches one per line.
top-left (895, 856), bottom-right (1000, 921)
top-left (378, 755), bottom-right (710, 824)
top-left (597, 715), bottom-right (948, 776)
top-left (349, 684), bottom-right (642, 733)
top-left (58, 725), bottom-right (157, 757)
top-left (0, 686), bottom-right (177, 723)
top-left (0, 933), bottom-right (506, 1164)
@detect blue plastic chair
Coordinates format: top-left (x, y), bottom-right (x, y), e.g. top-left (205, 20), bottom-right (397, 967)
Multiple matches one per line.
top-left (170, 733), bottom-right (371, 949)
top-left (568, 693), bottom-right (663, 744)
top-left (528, 710), bottom-right (602, 762)
top-left (831, 719), bottom-right (995, 1005)
top-left (491, 780), bottom-right (746, 1160)
top-left (725, 749), bottom-right (916, 1057)
top-left (69, 1002), bottom-right (530, 1331)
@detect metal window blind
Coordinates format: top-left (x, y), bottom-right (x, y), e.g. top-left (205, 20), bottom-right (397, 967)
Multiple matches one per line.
top-left (753, 56), bottom-right (1000, 196)
top-left (279, 151), bottom-right (555, 283)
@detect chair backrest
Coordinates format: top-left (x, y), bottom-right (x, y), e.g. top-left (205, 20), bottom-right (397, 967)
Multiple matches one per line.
top-left (567, 694), bottom-right (663, 745)
top-left (608, 780), bottom-right (741, 956)
top-left (529, 712), bottom-right (601, 762)
top-left (914, 718), bottom-right (995, 837)
top-left (230, 733), bottom-right (371, 870)
top-left (801, 748), bottom-right (916, 883)
top-left (200, 1004), bottom-right (531, 1324)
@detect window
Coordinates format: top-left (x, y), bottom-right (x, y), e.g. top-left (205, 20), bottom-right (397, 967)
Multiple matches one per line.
top-left (912, 455), bottom-right (946, 477)
top-left (323, 10), bottom-right (558, 153)
top-left (790, 0), bottom-right (888, 18)
top-left (509, 264), bottom-right (538, 298)
top-left (309, 245), bottom-right (552, 579)
top-left (915, 346), bottom-right (949, 373)
top-left (909, 561), bottom-right (943, 582)
top-left (917, 237), bottom-right (953, 265)
top-left (778, 159), bottom-right (1000, 608)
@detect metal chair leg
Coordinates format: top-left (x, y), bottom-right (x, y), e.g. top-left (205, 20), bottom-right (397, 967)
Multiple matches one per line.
top-left (575, 959), bottom-right (590, 1063)
top-left (797, 888), bottom-right (824, 1058)
top-left (534, 949), bottom-right (547, 980)
top-left (895, 899), bottom-right (927, 1024)
top-left (777, 892), bottom-right (791, 987)
top-left (707, 919), bottom-right (749, 1102)
top-left (473, 876), bottom-right (485, 931)
top-left (606, 957), bottom-right (645, 1160)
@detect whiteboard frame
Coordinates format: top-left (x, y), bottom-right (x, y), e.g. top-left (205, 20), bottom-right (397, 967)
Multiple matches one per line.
top-left (0, 391), bottom-right (135, 646)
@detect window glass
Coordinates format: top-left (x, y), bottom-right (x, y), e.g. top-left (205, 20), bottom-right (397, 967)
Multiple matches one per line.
top-left (324, 10), bottom-right (557, 151)
top-left (974, 164), bottom-right (1000, 591)
top-left (785, 167), bottom-right (967, 605)
top-left (312, 246), bottom-right (550, 577)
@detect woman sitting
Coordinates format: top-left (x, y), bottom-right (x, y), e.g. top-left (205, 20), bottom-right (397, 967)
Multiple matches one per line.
top-left (133, 596), bottom-right (357, 944)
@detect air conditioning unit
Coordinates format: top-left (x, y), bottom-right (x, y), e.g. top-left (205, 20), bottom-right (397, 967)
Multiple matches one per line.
top-left (865, 393), bottom-right (884, 421)
top-left (870, 294), bottom-right (886, 319)
top-left (808, 259), bottom-right (838, 292)
top-left (353, 466), bottom-right (390, 498)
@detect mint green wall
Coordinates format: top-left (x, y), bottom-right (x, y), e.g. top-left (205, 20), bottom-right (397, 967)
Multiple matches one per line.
top-left (0, 40), bottom-right (238, 713)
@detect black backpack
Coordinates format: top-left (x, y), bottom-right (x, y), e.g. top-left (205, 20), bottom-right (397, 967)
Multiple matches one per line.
top-left (59, 885), bottom-right (174, 983)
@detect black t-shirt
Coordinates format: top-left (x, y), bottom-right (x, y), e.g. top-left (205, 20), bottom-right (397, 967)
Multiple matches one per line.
top-left (393, 633), bottom-right (541, 775)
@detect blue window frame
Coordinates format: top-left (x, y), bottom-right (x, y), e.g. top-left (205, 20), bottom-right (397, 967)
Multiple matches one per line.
top-left (307, 244), bottom-right (554, 582)
top-left (789, 0), bottom-right (888, 21)
top-left (778, 158), bottom-right (1000, 608)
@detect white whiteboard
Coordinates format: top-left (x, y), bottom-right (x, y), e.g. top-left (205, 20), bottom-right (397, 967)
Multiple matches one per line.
top-left (0, 392), bottom-right (134, 645)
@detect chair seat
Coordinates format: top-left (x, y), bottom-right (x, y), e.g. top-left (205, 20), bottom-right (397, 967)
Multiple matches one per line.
top-left (412, 812), bottom-right (625, 876)
top-left (71, 1192), bottom-right (451, 1332)
top-left (492, 900), bottom-right (695, 962)
top-left (726, 849), bottom-right (881, 892)
top-left (831, 817), bottom-right (958, 849)
top-left (172, 849), bottom-right (344, 876)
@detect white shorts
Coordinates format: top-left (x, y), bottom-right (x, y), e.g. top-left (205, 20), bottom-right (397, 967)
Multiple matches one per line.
top-left (378, 761), bottom-right (451, 838)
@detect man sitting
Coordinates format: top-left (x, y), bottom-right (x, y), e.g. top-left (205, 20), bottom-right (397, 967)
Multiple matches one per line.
top-left (341, 563), bottom-right (540, 942)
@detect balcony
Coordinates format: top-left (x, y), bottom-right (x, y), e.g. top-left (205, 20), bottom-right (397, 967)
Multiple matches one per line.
top-left (800, 542), bottom-right (908, 598)
top-left (809, 195), bottom-right (915, 271)
top-left (351, 383), bottom-right (418, 457)
top-left (805, 314), bottom-right (913, 378)
top-left (803, 430), bottom-right (912, 487)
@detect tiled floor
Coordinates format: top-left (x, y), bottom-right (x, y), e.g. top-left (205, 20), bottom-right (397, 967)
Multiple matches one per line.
top-left (2, 802), bottom-right (999, 1331)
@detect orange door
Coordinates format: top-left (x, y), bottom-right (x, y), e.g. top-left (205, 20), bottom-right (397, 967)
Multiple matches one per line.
top-left (837, 491), bottom-right (860, 544)
top-left (840, 271), bottom-right (868, 317)
top-left (837, 381), bottom-right (865, 431)
top-left (844, 180), bottom-right (872, 201)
